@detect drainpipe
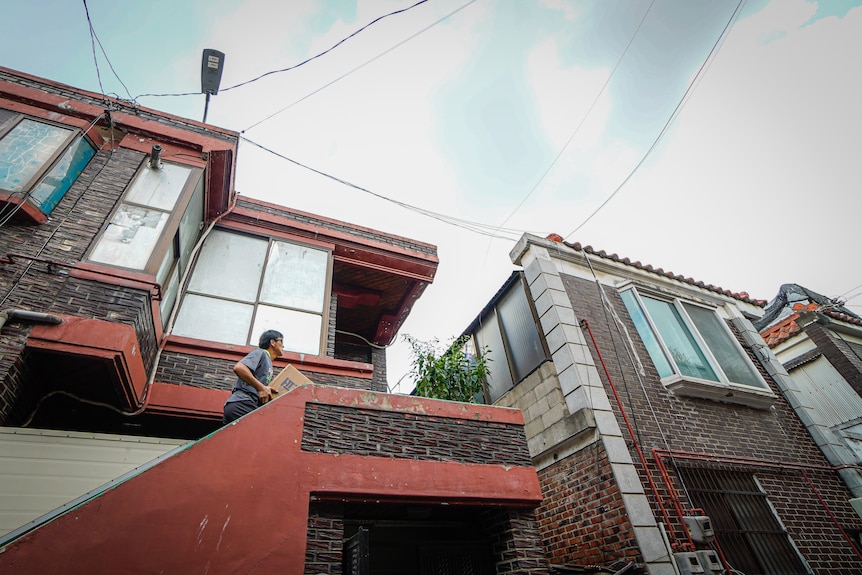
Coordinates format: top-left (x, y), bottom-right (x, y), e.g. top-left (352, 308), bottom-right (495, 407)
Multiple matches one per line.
top-left (0, 309), bottom-right (63, 331)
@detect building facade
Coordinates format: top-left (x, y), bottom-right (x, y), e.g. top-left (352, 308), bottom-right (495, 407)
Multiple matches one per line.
top-left (0, 68), bottom-right (551, 573)
top-left (463, 234), bottom-right (862, 574)
top-left (756, 284), bottom-right (862, 502)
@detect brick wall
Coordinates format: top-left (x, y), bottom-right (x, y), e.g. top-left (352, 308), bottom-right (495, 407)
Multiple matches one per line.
top-left (559, 272), bottom-right (862, 571)
top-left (301, 403), bottom-right (532, 466)
top-left (536, 440), bottom-right (642, 567)
top-left (804, 323), bottom-right (862, 397)
top-left (0, 148), bottom-right (153, 421)
top-left (482, 508), bottom-right (551, 575)
top-left (305, 506), bottom-right (344, 575)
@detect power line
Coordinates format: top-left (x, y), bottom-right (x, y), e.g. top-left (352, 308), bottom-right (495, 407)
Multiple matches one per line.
top-left (564, 0), bottom-right (747, 241)
top-left (242, 0), bottom-right (479, 132)
top-left (239, 135), bottom-right (541, 240)
top-left (134, 0), bottom-right (445, 104)
top-left (490, 0), bottom-right (656, 239)
top-left (82, 0), bottom-right (134, 102)
top-left (224, 0), bottom-right (429, 92)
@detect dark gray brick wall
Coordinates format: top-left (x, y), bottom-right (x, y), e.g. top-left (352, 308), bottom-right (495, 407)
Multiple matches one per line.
top-left (305, 507), bottom-right (344, 575)
top-left (301, 403), bottom-right (532, 466)
top-left (482, 508), bottom-right (551, 575)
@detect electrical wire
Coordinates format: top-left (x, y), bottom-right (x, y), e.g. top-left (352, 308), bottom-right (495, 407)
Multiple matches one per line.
top-left (242, 0), bottom-right (479, 132)
top-left (134, 0), bottom-right (457, 106)
top-left (564, 0), bottom-right (747, 241)
top-left (225, 0), bottom-right (429, 92)
top-left (82, 0), bottom-right (134, 102)
top-left (489, 0), bottom-right (656, 239)
top-left (239, 135), bottom-right (545, 240)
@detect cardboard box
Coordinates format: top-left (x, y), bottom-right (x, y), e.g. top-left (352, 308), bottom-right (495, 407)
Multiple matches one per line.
top-left (269, 364), bottom-right (313, 397)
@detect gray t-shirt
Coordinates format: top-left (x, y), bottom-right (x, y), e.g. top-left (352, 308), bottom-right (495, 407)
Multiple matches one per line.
top-left (224, 348), bottom-right (273, 405)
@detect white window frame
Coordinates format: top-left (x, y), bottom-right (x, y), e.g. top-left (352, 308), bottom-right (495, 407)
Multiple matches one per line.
top-left (621, 286), bottom-right (775, 409)
top-left (170, 229), bottom-right (333, 356)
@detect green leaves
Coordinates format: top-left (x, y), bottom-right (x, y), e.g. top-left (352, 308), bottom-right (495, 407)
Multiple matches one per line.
top-left (404, 334), bottom-right (490, 403)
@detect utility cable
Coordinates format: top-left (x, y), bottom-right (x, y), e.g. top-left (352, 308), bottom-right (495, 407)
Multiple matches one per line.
top-left (242, 0), bottom-right (479, 132)
top-left (240, 135), bottom-right (544, 240)
top-left (564, 0), bottom-right (746, 240)
top-left (225, 0), bottom-right (429, 92)
top-left (82, 0), bottom-right (134, 102)
top-left (134, 0), bottom-right (457, 105)
top-left (490, 0), bottom-right (656, 239)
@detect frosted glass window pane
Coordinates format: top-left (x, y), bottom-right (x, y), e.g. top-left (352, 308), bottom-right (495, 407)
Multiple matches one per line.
top-left (642, 296), bottom-right (718, 382)
top-left (621, 290), bottom-right (675, 378)
top-left (89, 204), bottom-right (168, 269)
top-left (0, 119), bottom-right (71, 191)
top-left (475, 310), bottom-right (513, 402)
top-left (497, 283), bottom-right (545, 381)
top-left (187, 230), bottom-right (267, 301)
top-left (684, 303), bottom-right (765, 388)
top-left (251, 304), bottom-right (321, 355)
top-left (260, 241), bottom-right (328, 312)
top-left (125, 163), bottom-right (191, 210)
top-left (172, 294), bottom-right (253, 346)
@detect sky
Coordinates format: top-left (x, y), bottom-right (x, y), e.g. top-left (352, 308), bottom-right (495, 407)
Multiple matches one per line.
top-left (2, 0), bottom-right (861, 392)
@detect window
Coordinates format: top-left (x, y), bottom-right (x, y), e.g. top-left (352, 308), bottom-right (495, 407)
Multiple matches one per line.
top-left (171, 229), bottom-right (331, 355)
top-left (678, 467), bottom-right (810, 575)
top-left (0, 109), bottom-right (97, 220)
top-left (470, 275), bottom-right (548, 403)
top-left (87, 158), bottom-right (204, 327)
top-left (620, 288), bottom-right (772, 407)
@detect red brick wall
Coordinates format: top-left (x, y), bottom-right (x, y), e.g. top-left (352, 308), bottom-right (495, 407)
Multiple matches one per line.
top-left (536, 440), bottom-right (642, 567)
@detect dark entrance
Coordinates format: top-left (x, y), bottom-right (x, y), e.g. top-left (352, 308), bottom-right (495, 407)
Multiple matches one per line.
top-left (341, 503), bottom-right (496, 575)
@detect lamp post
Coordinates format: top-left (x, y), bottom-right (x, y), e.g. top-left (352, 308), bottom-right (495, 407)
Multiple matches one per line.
top-left (201, 49), bottom-right (225, 123)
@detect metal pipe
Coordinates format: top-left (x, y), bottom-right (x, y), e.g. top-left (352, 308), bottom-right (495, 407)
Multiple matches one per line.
top-left (0, 309), bottom-right (63, 331)
top-left (580, 318), bottom-right (690, 549)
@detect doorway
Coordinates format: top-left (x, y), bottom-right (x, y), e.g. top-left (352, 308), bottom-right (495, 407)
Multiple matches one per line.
top-left (341, 503), bottom-right (496, 575)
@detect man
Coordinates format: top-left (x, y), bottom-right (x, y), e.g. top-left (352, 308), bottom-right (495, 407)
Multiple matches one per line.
top-left (223, 329), bottom-right (284, 424)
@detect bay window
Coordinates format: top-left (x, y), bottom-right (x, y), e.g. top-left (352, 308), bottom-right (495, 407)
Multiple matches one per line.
top-left (620, 287), bottom-right (773, 407)
top-left (87, 157), bottom-right (204, 326)
top-left (0, 108), bottom-right (96, 220)
top-left (171, 230), bottom-right (331, 356)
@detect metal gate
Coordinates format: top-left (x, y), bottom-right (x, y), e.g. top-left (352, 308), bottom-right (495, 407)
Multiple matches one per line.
top-left (342, 526), bottom-right (370, 575)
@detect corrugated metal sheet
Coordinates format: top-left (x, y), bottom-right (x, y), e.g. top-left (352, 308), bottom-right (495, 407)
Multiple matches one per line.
top-left (791, 356), bottom-right (862, 427)
top-left (0, 427), bottom-right (187, 537)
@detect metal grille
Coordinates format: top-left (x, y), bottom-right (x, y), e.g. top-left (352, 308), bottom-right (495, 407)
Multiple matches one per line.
top-left (418, 544), bottom-right (494, 575)
top-left (343, 527), bottom-right (369, 575)
top-left (678, 467), bottom-right (809, 575)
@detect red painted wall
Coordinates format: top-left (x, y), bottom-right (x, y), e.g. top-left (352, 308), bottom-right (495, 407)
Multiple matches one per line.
top-left (2, 385), bottom-right (542, 573)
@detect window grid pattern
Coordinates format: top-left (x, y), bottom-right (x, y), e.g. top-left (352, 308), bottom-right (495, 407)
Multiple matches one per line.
top-left (172, 230), bottom-right (329, 355)
top-left (678, 467), bottom-right (809, 575)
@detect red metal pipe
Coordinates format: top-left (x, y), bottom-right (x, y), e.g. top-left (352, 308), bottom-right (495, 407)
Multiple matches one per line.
top-left (579, 318), bottom-right (691, 550)
top-left (800, 470), bottom-right (862, 562)
top-left (653, 447), bottom-right (838, 473)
